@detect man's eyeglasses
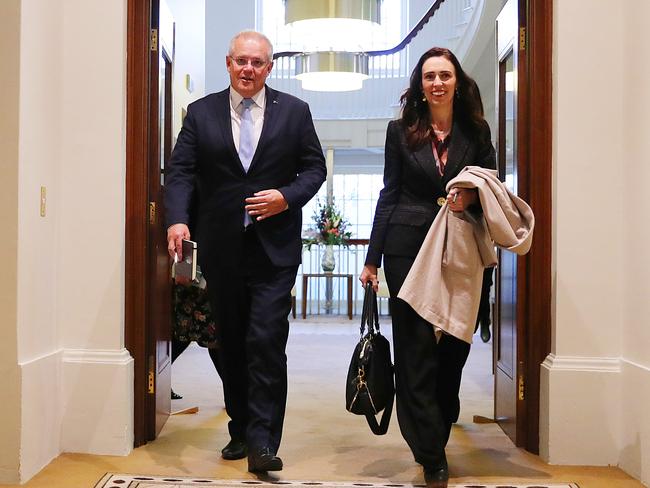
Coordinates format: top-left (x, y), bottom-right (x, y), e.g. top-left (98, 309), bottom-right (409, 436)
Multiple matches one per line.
top-left (230, 56), bottom-right (269, 69)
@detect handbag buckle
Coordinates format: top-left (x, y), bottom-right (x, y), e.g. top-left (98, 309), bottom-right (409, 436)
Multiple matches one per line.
top-left (356, 366), bottom-right (366, 390)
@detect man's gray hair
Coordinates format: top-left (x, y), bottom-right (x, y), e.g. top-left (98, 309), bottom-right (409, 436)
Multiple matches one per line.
top-left (228, 30), bottom-right (274, 61)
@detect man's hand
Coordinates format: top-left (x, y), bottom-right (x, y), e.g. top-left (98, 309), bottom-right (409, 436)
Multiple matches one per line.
top-left (167, 223), bottom-right (190, 260)
top-left (245, 189), bottom-right (289, 221)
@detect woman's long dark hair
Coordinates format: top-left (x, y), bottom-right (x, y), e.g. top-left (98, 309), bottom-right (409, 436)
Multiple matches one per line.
top-left (400, 47), bottom-right (490, 149)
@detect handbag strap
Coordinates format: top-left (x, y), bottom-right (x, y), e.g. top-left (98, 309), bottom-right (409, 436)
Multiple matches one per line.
top-left (364, 387), bottom-right (393, 435)
top-left (370, 284), bottom-right (380, 334)
top-left (360, 283), bottom-right (380, 336)
top-left (359, 283), bottom-right (370, 336)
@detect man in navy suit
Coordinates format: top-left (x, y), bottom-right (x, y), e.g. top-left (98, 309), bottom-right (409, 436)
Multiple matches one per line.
top-left (164, 30), bottom-right (326, 472)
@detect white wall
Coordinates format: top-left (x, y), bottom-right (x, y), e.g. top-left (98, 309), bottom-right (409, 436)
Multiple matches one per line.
top-left (541, 1), bottom-right (650, 485)
top-left (0, 0), bottom-right (22, 483)
top-left (620, 0), bottom-right (650, 483)
top-left (463, 0), bottom-right (508, 140)
top-left (16, 0), bottom-right (64, 481)
top-left (315, 119), bottom-right (390, 149)
top-left (166, 0), bottom-right (206, 139)
top-left (58, 0), bottom-right (132, 456)
top-left (205, 0), bottom-right (255, 93)
top-left (0, 0), bottom-right (133, 483)
top-left (469, 39), bottom-right (496, 140)
top-left (543, 0), bottom-right (624, 465)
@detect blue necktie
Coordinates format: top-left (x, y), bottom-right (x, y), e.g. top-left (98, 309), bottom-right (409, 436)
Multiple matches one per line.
top-left (239, 98), bottom-right (254, 226)
top-left (239, 98), bottom-right (254, 173)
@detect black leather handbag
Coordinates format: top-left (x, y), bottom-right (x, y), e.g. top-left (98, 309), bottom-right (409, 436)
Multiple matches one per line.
top-left (345, 283), bottom-right (395, 435)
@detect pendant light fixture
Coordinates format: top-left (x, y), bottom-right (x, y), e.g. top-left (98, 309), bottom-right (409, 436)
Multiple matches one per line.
top-left (273, 0), bottom-right (447, 92)
top-left (282, 0), bottom-right (381, 91)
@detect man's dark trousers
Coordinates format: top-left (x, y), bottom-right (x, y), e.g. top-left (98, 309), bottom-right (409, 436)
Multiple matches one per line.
top-left (207, 225), bottom-right (297, 453)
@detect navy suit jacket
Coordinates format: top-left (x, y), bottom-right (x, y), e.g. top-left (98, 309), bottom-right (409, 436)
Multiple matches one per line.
top-left (164, 85), bottom-right (326, 274)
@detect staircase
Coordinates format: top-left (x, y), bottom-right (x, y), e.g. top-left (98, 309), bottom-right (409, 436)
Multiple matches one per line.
top-left (267, 0), bottom-right (486, 120)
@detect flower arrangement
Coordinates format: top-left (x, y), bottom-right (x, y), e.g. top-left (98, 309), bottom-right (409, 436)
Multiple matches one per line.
top-left (302, 199), bottom-right (352, 249)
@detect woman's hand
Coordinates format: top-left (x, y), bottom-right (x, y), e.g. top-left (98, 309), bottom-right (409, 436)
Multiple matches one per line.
top-left (447, 188), bottom-right (478, 212)
top-left (359, 264), bottom-right (379, 292)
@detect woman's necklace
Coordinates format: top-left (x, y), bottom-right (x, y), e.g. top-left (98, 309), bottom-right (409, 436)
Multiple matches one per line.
top-left (432, 126), bottom-right (449, 137)
top-left (431, 114), bottom-right (451, 137)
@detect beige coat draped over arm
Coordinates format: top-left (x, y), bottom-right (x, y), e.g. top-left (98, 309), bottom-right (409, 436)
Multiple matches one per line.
top-left (397, 166), bottom-right (534, 344)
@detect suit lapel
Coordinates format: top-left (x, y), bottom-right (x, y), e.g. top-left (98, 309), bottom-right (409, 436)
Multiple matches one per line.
top-left (443, 121), bottom-right (470, 183)
top-left (214, 89), bottom-right (244, 174)
top-left (412, 141), bottom-right (441, 189)
top-left (247, 85), bottom-right (278, 173)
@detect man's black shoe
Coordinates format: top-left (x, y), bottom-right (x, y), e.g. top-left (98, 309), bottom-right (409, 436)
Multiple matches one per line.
top-left (247, 446), bottom-right (283, 472)
top-left (424, 466), bottom-right (449, 488)
top-left (221, 439), bottom-right (247, 460)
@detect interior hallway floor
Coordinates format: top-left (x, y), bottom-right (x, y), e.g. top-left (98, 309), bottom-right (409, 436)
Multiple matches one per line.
top-left (4, 317), bottom-right (644, 488)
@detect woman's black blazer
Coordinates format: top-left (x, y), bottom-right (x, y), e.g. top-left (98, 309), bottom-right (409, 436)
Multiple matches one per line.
top-left (366, 119), bottom-right (496, 267)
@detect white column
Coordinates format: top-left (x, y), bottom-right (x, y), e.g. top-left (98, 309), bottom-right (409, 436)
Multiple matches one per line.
top-left (540, 0), bottom-right (645, 477)
top-left (325, 147), bottom-right (335, 205)
top-left (11, 1), bottom-right (133, 483)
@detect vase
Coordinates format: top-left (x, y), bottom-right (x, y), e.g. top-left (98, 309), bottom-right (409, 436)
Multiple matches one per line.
top-left (321, 245), bottom-right (336, 272)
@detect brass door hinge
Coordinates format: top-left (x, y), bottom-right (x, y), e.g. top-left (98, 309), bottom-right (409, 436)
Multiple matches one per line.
top-left (518, 373), bottom-right (525, 401)
top-left (150, 28), bottom-right (158, 52)
top-left (148, 355), bottom-right (155, 394)
top-left (148, 370), bottom-right (155, 394)
top-left (149, 201), bottom-right (156, 225)
top-left (519, 27), bottom-right (526, 51)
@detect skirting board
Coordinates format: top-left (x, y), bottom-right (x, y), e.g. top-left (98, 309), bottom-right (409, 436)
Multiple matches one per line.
top-left (60, 348), bottom-right (134, 456)
top-left (19, 349), bottom-right (63, 482)
top-left (540, 354), bottom-right (622, 466)
top-left (541, 354), bottom-right (621, 373)
top-left (618, 358), bottom-right (650, 486)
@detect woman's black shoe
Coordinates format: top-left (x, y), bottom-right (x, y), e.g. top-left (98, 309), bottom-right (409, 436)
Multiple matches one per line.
top-left (480, 317), bottom-right (491, 343)
top-left (424, 466), bottom-right (449, 488)
top-left (171, 389), bottom-right (182, 400)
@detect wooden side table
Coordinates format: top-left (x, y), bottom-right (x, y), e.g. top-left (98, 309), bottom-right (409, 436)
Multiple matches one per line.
top-left (301, 273), bottom-right (354, 320)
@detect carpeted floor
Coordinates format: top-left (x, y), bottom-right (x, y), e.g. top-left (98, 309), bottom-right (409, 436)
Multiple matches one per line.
top-left (4, 318), bottom-right (645, 488)
top-left (95, 474), bottom-right (580, 488)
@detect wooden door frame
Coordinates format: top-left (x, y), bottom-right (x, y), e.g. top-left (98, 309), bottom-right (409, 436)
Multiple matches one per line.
top-left (124, 0), bottom-right (553, 452)
top-left (518, 0), bottom-right (552, 454)
top-left (126, 0), bottom-right (152, 448)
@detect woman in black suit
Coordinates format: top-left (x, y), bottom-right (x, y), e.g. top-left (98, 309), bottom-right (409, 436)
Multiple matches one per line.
top-left (360, 47), bottom-right (496, 488)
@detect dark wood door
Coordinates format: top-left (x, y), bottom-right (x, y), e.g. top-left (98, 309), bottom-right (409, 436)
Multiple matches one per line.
top-left (146, 0), bottom-right (174, 440)
top-left (494, 0), bottom-right (525, 445)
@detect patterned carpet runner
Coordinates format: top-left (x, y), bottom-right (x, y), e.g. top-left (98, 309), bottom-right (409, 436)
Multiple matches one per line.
top-left (96, 474), bottom-right (579, 488)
